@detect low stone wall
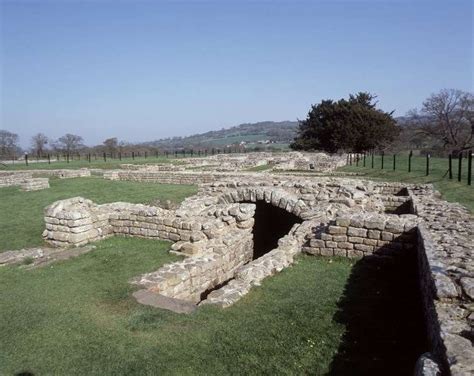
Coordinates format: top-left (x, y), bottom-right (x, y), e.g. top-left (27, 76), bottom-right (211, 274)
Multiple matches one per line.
top-left (0, 172), bottom-right (33, 187)
top-left (43, 197), bottom-right (113, 247)
top-left (132, 226), bottom-right (254, 303)
top-left (303, 213), bottom-right (418, 258)
top-left (0, 172), bottom-right (50, 191)
top-left (103, 170), bottom-right (264, 185)
top-left (409, 188), bottom-right (474, 376)
top-left (20, 178), bottom-right (50, 191)
top-left (31, 169), bottom-right (91, 178)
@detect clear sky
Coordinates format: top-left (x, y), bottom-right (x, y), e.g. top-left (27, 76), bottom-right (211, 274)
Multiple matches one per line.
top-left (1, 0), bottom-right (472, 148)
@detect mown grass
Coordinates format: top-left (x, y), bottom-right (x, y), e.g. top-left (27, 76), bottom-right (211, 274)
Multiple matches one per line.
top-left (244, 163), bottom-right (274, 172)
top-left (0, 177), bottom-right (197, 251)
top-left (340, 155), bottom-right (474, 211)
top-left (1, 156), bottom-right (180, 170)
top-left (0, 241), bottom-right (352, 375)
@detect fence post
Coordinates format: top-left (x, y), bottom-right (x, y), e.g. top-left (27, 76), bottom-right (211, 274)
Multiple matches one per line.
top-left (468, 150), bottom-right (472, 186)
top-left (448, 154), bottom-right (453, 179)
top-left (67, 153), bottom-right (70, 163)
top-left (458, 152), bottom-right (463, 182)
top-left (356, 154), bottom-right (359, 167)
top-left (393, 154), bottom-right (396, 170)
top-left (381, 151), bottom-right (384, 169)
top-left (25, 153), bottom-right (28, 166)
top-left (408, 151), bottom-right (412, 172)
top-left (363, 153), bottom-right (366, 167)
top-left (426, 154), bottom-right (430, 176)
top-left (103, 152), bottom-right (106, 162)
top-left (48, 154), bottom-right (50, 164)
top-left (132, 151), bottom-right (135, 160)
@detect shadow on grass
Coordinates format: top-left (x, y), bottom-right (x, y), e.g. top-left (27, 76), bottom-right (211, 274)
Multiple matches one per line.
top-left (328, 244), bottom-right (429, 375)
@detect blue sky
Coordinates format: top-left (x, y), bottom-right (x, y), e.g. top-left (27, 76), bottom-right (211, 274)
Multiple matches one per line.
top-left (1, 0), bottom-right (472, 147)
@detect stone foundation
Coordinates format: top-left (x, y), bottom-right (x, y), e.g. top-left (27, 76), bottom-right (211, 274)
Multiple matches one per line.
top-left (42, 176), bottom-right (473, 375)
top-left (0, 172), bottom-right (50, 191)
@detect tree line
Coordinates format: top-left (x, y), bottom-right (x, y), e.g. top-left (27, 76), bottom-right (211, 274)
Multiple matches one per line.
top-left (0, 133), bottom-right (161, 160)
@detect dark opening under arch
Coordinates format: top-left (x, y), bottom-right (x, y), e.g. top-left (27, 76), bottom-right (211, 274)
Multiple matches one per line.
top-left (247, 200), bottom-right (302, 260)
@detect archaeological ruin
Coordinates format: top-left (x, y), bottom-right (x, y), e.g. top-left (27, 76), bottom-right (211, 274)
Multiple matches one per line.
top-left (2, 152), bottom-right (472, 375)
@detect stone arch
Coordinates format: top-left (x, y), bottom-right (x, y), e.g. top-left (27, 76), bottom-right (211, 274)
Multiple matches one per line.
top-left (216, 187), bottom-right (309, 219)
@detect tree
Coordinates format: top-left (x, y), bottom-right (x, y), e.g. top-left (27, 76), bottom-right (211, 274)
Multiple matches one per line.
top-left (31, 133), bottom-right (49, 157)
top-left (0, 130), bottom-right (20, 157)
top-left (103, 137), bottom-right (118, 155)
top-left (56, 134), bottom-right (84, 154)
top-left (291, 92), bottom-right (399, 153)
top-left (407, 89), bottom-right (474, 154)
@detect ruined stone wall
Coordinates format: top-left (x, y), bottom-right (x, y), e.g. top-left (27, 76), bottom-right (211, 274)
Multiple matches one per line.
top-left (0, 172), bottom-right (33, 187)
top-left (0, 172), bottom-right (50, 191)
top-left (303, 213), bottom-right (418, 258)
top-left (19, 178), bottom-right (50, 191)
top-left (31, 169), bottom-right (91, 178)
top-left (41, 176), bottom-right (473, 374)
top-left (132, 226), bottom-right (254, 302)
top-left (409, 188), bottom-right (474, 376)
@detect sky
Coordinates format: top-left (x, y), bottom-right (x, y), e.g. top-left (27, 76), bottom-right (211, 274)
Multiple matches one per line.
top-left (0, 0), bottom-right (472, 148)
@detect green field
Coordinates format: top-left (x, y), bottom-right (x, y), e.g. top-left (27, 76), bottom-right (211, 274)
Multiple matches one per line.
top-left (0, 156), bottom-right (178, 170)
top-left (0, 177), bottom-right (197, 250)
top-left (340, 154), bottom-right (474, 211)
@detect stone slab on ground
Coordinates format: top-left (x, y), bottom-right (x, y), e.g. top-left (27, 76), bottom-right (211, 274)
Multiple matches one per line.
top-left (0, 245), bottom-right (95, 267)
top-left (132, 289), bottom-right (197, 314)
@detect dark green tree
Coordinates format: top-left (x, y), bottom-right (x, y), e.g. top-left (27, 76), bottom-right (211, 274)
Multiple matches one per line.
top-left (291, 92), bottom-right (399, 153)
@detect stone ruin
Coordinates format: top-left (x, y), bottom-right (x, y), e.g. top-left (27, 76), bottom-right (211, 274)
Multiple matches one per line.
top-left (0, 171), bottom-right (49, 191)
top-left (41, 169), bottom-right (474, 375)
top-left (0, 169), bottom-right (91, 192)
top-left (102, 151), bottom-right (348, 184)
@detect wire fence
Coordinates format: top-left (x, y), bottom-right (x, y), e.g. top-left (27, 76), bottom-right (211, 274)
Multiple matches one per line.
top-left (0, 147), bottom-right (252, 167)
top-left (347, 150), bottom-right (473, 186)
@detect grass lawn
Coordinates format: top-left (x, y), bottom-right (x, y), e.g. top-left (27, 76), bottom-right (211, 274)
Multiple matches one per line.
top-left (340, 155), bottom-right (474, 211)
top-left (244, 164), bottom-right (274, 172)
top-left (0, 156), bottom-right (183, 170)
top-left (0, 241), bottom-right (352, 375)
top-left (0, 177), bottom-right (197, 251)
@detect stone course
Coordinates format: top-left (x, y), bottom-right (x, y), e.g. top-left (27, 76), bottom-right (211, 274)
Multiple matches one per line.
top-left (102, 152), bottom-right (347, 184)
top-left (0, 172), bottom-right (50, 191)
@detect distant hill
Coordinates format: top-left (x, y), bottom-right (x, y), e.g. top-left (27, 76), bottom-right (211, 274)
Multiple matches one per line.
top-left (142, 121), bottom-right (299, 149)
top-left (140, 117), bottom-right (423, 151)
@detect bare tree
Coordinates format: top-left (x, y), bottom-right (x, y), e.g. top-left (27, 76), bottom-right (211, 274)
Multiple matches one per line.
top-left (56, 134), bottom-right (84, 154)
top-left (103, 137), bottom-right (118, 155)
top-left (31, 133), bottom-right (49, 157)
top-left (409, 89), bottom-right (474, 154)
top-left (0, 130), bottom-right (20, 157)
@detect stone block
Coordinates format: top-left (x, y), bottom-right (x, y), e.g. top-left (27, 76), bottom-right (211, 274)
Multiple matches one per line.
top-left (348, 236), bottom-right (364, 244)
top-left (367, 230), bottom-right (381, 240)
top-left (328, 226), bottom-right (347, 235)
top-left (347, 227), bottom-right (367, 237)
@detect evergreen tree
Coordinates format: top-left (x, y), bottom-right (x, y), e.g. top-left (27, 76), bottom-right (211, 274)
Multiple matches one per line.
top-left (291, 92), bottom-right (399, 153)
